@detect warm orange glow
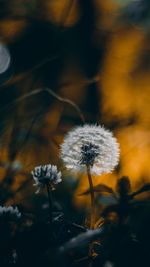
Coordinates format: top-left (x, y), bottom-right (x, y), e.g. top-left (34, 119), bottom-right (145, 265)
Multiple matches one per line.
top-left (0, 0), bottom-right (149, 210)
top-left (43, 0), bottom-right (80, 27)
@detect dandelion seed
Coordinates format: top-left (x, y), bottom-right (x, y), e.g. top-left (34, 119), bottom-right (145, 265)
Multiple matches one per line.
top-left (60, 124), bottom-right (120, 175)
top-left (31, 164), bottom-right (62, 193)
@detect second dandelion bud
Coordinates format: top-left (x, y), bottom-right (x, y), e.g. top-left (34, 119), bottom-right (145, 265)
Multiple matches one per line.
top-left (31, 164), bottom-right (62, 193)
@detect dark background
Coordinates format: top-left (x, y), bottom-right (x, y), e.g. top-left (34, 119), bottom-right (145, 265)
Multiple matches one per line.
top-left (0, 1), bottom-right (150, 266)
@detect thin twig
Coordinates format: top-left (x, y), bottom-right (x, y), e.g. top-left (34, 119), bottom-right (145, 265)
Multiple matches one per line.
top-left (0, 87), bottom-right (85, 123)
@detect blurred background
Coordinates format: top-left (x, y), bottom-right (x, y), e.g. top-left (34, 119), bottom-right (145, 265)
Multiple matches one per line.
top-left (0, 0), bottom-right (150, 210)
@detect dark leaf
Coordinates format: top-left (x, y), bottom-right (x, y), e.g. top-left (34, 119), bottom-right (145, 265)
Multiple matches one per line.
top-left (96, 195), bottom-right (118, 206)
top-left (130, 183), bottom-right (150, 198)
top-left (59, 226), bottom-right (106, 253)
top-left (79, 184), bottom-right (114, 196)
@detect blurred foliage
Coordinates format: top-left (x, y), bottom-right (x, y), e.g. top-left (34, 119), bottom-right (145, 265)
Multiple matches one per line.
top-left (0, 0), bottom-right (150, 266)
top-left (0, 0), bottom-right (149, 203)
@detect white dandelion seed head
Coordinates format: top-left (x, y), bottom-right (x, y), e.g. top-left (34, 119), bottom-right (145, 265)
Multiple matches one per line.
top-left (31, 164), bottom-right (62, 193)
top-left (60, 124), bottom-right (120, 175)
top-left (0, 206), bottom-right (21, 219)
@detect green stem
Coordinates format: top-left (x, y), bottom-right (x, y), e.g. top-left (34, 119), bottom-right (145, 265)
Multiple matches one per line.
top-left (86, 165), bottom-right (95, 229)
top-left (46, 183), bottom-right (53, 226)
top-left (86, 165), bottom-right (95, 267)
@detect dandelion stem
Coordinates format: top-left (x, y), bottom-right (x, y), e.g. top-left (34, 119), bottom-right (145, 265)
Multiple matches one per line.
top-left (86, 165), bottom-right (95, 229)
top-left (86, 165), bottom-right (95, 267)
top-left (46, 183), bottom-right (53, 226)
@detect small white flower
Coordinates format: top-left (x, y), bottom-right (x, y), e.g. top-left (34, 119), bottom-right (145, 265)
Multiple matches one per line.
top-left (0, 206), bottom-right (21, 219)
top-left (31, 164), bottom-right (62, 193)
top-left (60, 124), bottom-right (120, 175)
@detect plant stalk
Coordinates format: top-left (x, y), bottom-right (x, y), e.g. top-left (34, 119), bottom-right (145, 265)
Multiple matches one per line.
top-left (86, 165), bottom-right (95, 229)
top-left (86, 165), bottom-right (95, 267)
top-left (46, 183), bottom-right (53, 226)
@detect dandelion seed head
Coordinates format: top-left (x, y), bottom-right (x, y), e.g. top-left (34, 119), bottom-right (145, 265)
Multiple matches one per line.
top-left (80, 143), bottom-right (99, 166)
top-left (31, 164), bottom-right (62, 193)
top-left (60, 124), bottom-right (120, 175)
top-left (0, 206), bottom-right (21, 219)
